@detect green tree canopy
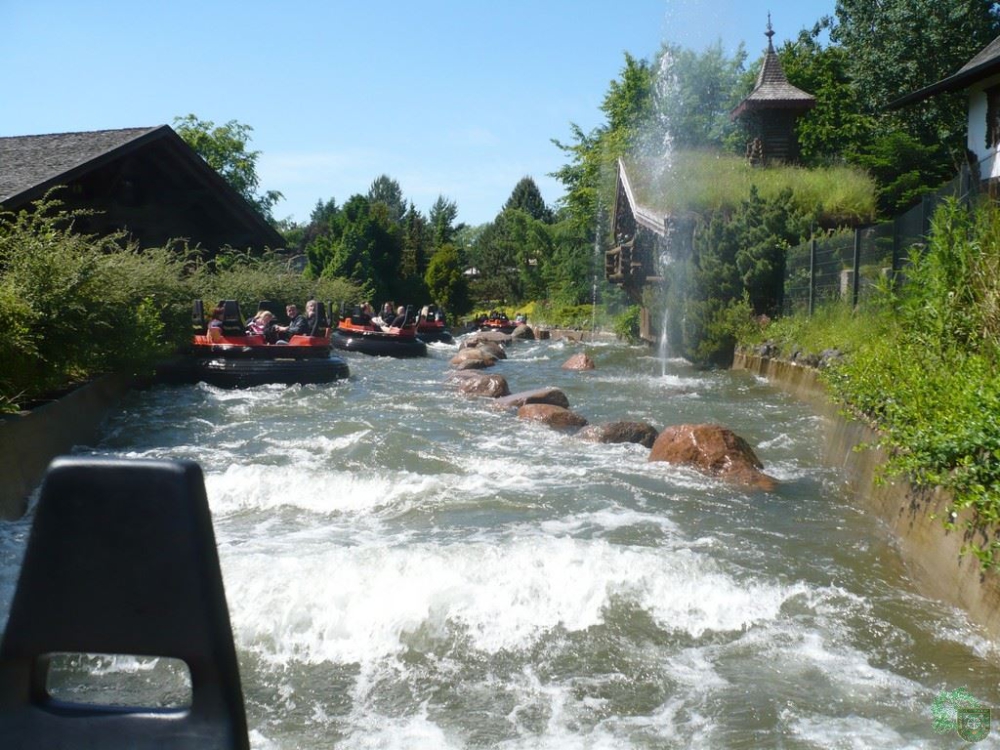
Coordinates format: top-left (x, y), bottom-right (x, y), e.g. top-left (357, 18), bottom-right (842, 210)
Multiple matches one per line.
top-left (654, 40), bottom-right (748, 152)
top-left (503, 177), bottom-right (554, 223)
top-left (367, 175), bottom-right (406, 224)
top-left (173, 114), bottom-right (283, 221)
top-left (831, 0), bottom-right (1000, 147)
top-left (425, 243), bottom-right (471, 315)
top-left (429, 195), bottom-right (461, 249)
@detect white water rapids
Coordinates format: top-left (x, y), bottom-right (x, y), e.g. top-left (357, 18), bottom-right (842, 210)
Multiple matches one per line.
top-left (1, 338), bottom-right (998, 748)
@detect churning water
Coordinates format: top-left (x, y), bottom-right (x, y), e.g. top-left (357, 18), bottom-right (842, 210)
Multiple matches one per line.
top-left (1, 338), bottom-right (998, 748)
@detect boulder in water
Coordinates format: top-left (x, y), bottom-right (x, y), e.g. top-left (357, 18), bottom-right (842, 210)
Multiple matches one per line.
top-left (648, 423), bottom-right (777, 491)
top-left (561, 353), bottom-right (595, 371)
top-left (494, 387), bottom-right (570, 410)
top-left (450, 372), bottom-right (510, 398)
top-left (517, 403), bottom-right (588, 432)
top-left (578, 421), bottom-right (659, 449)
top-left (450, 348), bottom-right (497, 369)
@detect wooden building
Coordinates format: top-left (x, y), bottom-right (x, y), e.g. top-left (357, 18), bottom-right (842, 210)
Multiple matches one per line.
top-left (0, 126), bottom-right (284, 252)
top-left (605, 159), bottom-right (665, 302)
top-left (605, 159), bottom-right (695, 340)
top-left (890, 34), bottom-right (1000, 188)
top-left (731, 19), bottom-right (815, 165)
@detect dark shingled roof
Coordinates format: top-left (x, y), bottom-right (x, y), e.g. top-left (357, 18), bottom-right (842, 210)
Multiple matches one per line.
top-left (889, 34), bottom-right (1000, 109)
top-left (0, 126), bottom-right (162, 204)
top-left (731, 23), bottom-right (815, 118)
top-left (0, 125), bottom-right (285, 250)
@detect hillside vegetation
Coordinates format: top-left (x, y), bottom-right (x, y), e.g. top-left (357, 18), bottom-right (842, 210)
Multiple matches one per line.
top-left (742, 198), bottom-right (1000, 568)
top-left (625, 151), bottom-right (878, 226)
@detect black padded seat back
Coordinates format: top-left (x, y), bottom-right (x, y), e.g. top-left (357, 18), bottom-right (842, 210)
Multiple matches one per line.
top-left (220, 300), bottom-right (244, 336)
top-left (0, 457), bottom-right (249, 750)
top-left (192, 299), bottom-right (206, 333)
top-left (310, 302), bottom-right (328, 336)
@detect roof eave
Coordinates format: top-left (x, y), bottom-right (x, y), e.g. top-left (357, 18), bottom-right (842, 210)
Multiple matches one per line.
top-left (888, 58), bottom-right (1000, 109)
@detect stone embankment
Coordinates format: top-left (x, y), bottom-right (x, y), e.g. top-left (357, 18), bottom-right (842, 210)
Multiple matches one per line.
top-left (733, 347), bottom-right (1000, 641)
top-left (0, 374), bottom-right (135, 520)
top-left (450, 330), bottom-right (779, 491)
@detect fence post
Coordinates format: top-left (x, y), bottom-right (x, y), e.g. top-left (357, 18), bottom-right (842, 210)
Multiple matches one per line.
top-left (852, 227), bottom-right (861, 309)
top-left (891, 215), bottom-right (901, 288)
top-left (808, 238), bottom-right (816, 317)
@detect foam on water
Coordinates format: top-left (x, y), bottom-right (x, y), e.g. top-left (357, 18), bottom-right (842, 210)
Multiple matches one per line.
top-left (222, 534), bottom-right (800, 667)
top-left (3, 339), bottom-right (998, 747)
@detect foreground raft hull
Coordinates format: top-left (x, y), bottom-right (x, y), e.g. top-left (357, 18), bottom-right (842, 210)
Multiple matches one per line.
top-left (331, 331), bottom-right (428, 358)
top-left (157, 354), bottom-right (350, 388)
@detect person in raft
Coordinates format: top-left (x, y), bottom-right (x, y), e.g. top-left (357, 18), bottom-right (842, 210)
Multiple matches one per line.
top-left (246, 310), bottom-right (276, 341)
top-left (302, 299), bottom-right (327, 334)
top-left (274, 303), bottom-right (307, 341)
top-left (207, 304), bottom-right (226, 340)
top-left (389, 305), bottom-right (407, 328)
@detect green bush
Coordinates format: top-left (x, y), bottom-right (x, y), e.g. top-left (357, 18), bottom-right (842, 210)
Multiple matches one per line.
top-left (0, 200), bottom-right (364, 412)
top-left (759, 198), bottom-right (1000, 567)
top-left (613, 305), bottom-right (642, 343)
top-left (200, 248), bottom-right (362, 317)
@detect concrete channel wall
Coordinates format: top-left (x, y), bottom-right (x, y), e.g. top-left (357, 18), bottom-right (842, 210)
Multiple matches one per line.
top-left (734, 351), bottom-right (1000, 641)
top-left (0, 374), bottom-right (135, 520)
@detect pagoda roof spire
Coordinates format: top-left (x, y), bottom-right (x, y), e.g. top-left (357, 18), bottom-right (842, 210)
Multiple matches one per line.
top-left (731, 17), bottom-right (815, 117)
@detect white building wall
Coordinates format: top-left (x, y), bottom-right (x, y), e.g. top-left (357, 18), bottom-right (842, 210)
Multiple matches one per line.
top-left (967, 73), bottom-right (1000, 181)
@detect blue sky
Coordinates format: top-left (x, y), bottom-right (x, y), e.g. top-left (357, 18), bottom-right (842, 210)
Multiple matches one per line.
top-left (3, 0), bottom-right (834, 227)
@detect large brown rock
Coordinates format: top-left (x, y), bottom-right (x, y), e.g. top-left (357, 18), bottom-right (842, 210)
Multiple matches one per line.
top-left (450, 348), bottom-right (497, 369)
top-left (648, 424), bottom-right (777, 491)
top-left (517, 403), bottom-right (588, 432)
top-left (494, 387), bottom-right (570, 410)
top-left (578, 421), bottom-right (659, 449)
top-left (562, 353), bottom-right (595, 371)
top-left (451, 372), bottom-right (510, 398)
top-left (463, 331), bottom-right (513, 347)
top-left (462, 340), bottom-right (506, 360)
top-left (511, 324), bottom-right (535, 340)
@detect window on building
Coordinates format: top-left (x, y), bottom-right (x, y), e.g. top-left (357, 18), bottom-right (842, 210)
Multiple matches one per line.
top-left (986, 85), bottom-right (1000, 149)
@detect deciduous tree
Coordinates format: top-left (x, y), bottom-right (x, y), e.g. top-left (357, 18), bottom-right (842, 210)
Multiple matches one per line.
top-left (173, 114), bottom-right (282, 221)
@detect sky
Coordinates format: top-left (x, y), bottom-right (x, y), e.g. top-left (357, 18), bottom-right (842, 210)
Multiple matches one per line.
top-left (3, 0), bottom-right (835, 227)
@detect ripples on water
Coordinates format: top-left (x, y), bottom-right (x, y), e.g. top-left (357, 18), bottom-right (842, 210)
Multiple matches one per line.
top-left (1, 338), bottom-right (998, 748)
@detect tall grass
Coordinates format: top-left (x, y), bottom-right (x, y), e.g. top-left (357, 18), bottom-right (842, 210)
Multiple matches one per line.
top-left (625, 150), bottom-right (877, 226)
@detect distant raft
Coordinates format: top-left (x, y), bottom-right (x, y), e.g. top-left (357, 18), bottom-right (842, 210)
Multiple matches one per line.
top-left (332, 304), bottom-right (428, 358)
top-left (156, 300), bottom-right (350, 388)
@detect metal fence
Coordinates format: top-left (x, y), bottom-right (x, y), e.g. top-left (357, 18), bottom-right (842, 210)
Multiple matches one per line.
top-left (783, 169), bottom-right (975, 315)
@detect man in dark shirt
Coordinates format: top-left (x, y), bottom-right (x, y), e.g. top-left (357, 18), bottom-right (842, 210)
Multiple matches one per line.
top-left (274, 303), bottom-right (307, 340)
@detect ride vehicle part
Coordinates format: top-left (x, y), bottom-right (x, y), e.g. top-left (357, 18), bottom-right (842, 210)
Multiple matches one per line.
top-left (0, 457), bottom-right (250, 749)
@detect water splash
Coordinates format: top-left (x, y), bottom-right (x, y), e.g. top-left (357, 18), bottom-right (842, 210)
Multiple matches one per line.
top-left (590, 199), bottom-right (602, 338)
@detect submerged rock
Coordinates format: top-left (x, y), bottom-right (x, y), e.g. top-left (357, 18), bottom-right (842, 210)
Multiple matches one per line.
top-left (578, 421), bottom-right (659, 449)
top-left (450, 371), bottom-right (510, 398)
top-left (648, 423), bottom-right (777, 491)
top-left (517, 403), bottom-right (588, 432)
top-left (450, 348), bottom-right (497, 369)
top-left (561, 353), bottom-right (595, 371)
top-left (493, 387), bottom-right (570, 410)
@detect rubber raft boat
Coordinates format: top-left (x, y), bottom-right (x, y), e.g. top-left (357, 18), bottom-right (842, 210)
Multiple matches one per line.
top-left (413, 304), bottom-right (455, 344)
top-left (156, 300), bottom-right (350, 388)
top-left (332, 305), bottom-right (428, 358)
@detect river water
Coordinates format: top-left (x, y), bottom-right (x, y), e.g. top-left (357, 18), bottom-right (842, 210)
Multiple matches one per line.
top-left (1, 337), bottom-right (998, 748)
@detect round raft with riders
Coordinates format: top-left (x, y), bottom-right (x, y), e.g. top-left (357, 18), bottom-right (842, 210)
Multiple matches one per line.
top-left (332, 302), bottom-right (428, 358)
top-left (413, 304), bottom-right (454, 344)
top-left (157, 299), bottom-right (350, 388)
top-left (475, 310), bottom-right (526, 335)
